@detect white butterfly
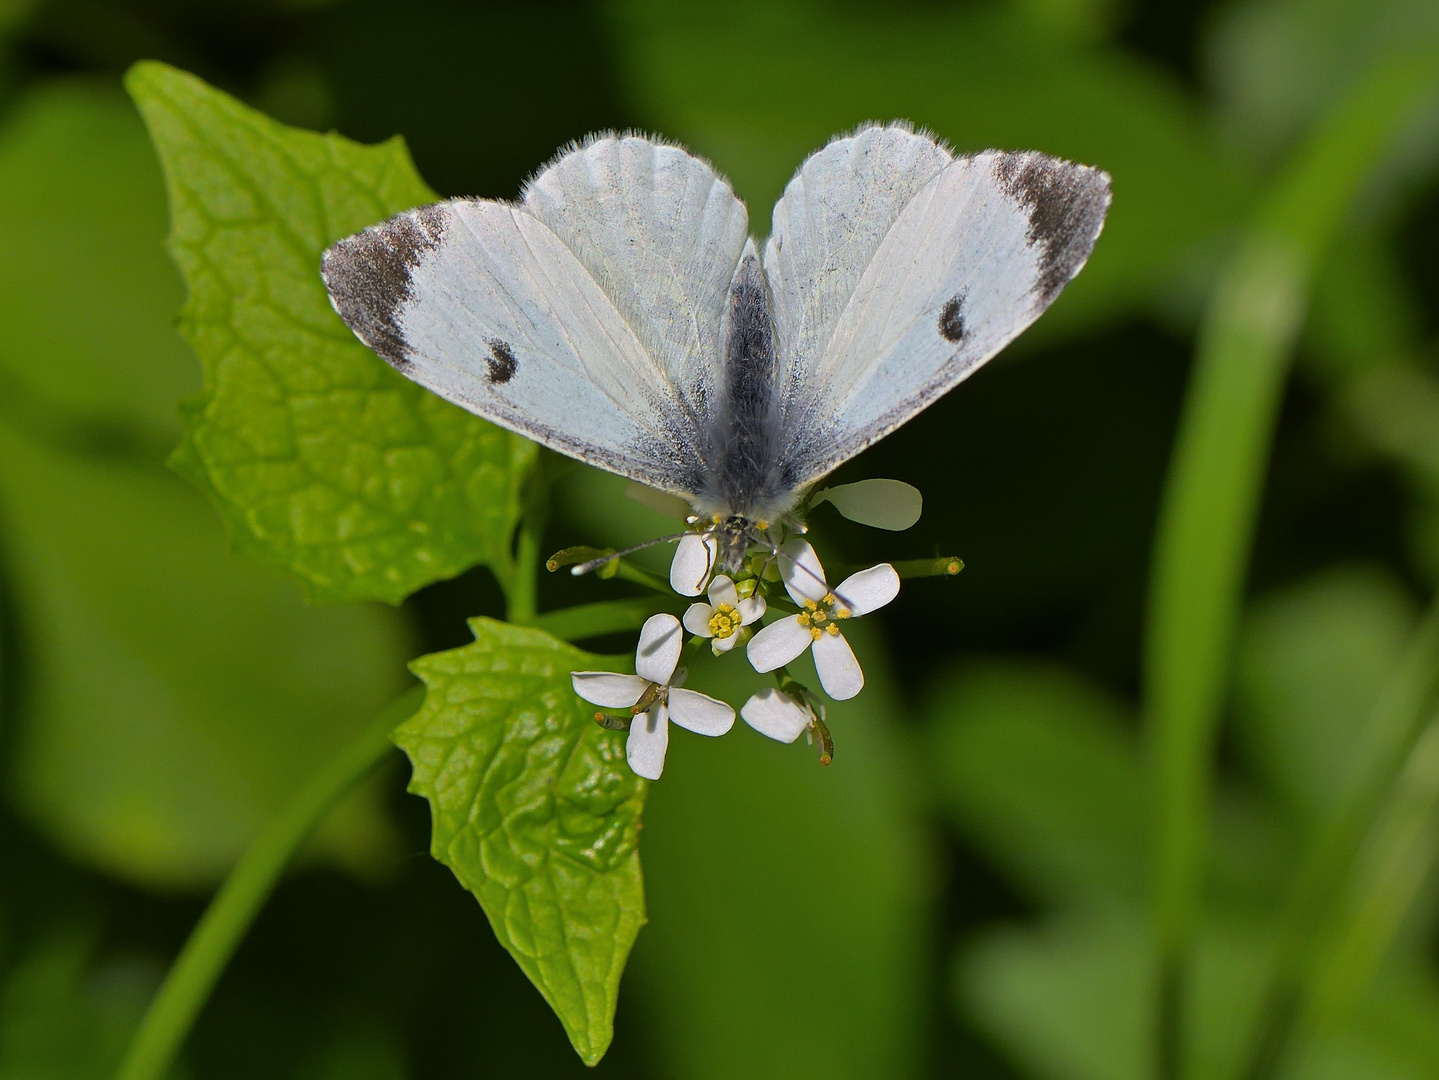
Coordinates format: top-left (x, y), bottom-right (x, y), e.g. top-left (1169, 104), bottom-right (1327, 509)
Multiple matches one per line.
top-left (321, 123), bottom-right (1110, 574)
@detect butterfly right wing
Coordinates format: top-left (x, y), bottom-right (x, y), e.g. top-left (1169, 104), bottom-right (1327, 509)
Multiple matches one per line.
top-left (763, 124), bottom-right (1110, 490)
top-left (322, 135), bottom-right (749, 498)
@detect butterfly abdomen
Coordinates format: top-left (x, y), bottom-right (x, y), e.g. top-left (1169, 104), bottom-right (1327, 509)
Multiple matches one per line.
top-left (703, 252), bottom-right (790, 519)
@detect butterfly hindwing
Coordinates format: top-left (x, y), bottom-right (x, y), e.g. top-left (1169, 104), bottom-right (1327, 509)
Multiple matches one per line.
top-left (764, 125), bottom-right (1111, 489)
top-left (321, 134), bottom-right (750, 499)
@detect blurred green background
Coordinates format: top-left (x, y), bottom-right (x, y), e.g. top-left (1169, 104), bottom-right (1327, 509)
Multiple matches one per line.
top-left (0, 0), bottom-right (1438, 1077)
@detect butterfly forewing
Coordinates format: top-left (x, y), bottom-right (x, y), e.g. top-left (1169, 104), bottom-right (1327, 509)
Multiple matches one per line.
top-left (764, 126), bottom-right (1111, 490)
top-left (321, 134), bottom-right (751, 500)
top-left (323, 125), bottom-right (1111, 522)
top-left (763, 125), bottom-right (953, 405)
top-left (523, 135), bottom-right (750, 421)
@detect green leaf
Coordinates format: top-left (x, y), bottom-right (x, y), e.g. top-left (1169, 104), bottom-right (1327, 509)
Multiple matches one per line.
top-left (0, 928), bottom-right (164, 1080)
top-left (956, 913), bottom-right (1275, 1080)
top-left (0, 420), bottom-right (413, 890)
top-left (0, 81), bottom-right (195, 447)
top-left (125, 61), bottom-right (535, 604)
top-left (1145, 49), bottom-right (1439, 966)
top-left (928, 661), bottom-right (1147, 908)
top-left (395, 618), bottom-right (647, 1066)
top-left (1235, 567), bottom-right (1418, 821)
top-left (0, 82), bottom-right (414, 890)
top-left (1205, 0), bottom-right (1439, 168)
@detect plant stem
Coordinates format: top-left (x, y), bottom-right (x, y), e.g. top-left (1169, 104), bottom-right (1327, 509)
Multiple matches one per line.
top-left (1242, 601), bottom-right (1439, 1078)
top-left (507, 518), bottom-right (542, 624)
top-left (890, 556), bottom-right (964, 579)
top-left (1143, 50), bottom-right (1439, 1080)
top-left (535, 597), bottom-right (674, 642)
top-left (115, 687), bottom-right (424, 1080)
top-left (505, 455), bottom-right (554, 625)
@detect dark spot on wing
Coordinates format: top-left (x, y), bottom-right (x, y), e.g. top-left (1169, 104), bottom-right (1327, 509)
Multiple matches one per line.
top-left (320, 202), bottom-right (448, 368)
top-left (938, 292), bottom-right (967, 343)
top-left (486, 339), bottom-right (518, 383)
top-left (993, 152), bottom-right (1110, 302)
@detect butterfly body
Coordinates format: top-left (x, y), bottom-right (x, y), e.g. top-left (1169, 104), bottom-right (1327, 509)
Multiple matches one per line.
top-left (321, 124), bottom-right (1111, 538)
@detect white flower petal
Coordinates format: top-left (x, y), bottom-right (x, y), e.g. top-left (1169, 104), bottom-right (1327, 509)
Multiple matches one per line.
top-left (737, 594), bottom-right (766, 624)
top-left (812, 630), bottom-right (864, 699)
top-left (670, 533), bottom-right (718, 596)
top-left (833, 563), bottom-right (901, 617)
top-left (816, 478), bottom-right (922, 531)
top-left (667, 688), bottom-right (735, 736)
top-left (682, 602), bottom-right (715, 637)
top-left (778, 539), bottom-right (829, 604)
top-left (740, 688), bottom-right (811, 743)
top-left (626, 705), bottom-right (669, 780)
top-left (707, 575), bottom-right (739, 608)
top-left (712, 632), bottom-right (740, 654)
top-left (747, 616), bottom-right (814, 673)
top-left (636, 613), bottom-right (683, 684)
top-left (571, 671), bottom-right (648, 709)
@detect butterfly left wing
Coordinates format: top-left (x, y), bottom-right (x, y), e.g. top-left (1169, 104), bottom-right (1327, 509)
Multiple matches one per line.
top-left (322, 134), bottom-right (750, 498)
top-left (763, 124), bottom-right (1111, 489)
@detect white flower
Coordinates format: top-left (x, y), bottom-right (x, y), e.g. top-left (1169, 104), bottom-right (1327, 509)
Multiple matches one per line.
top-left (670, 531), bottom-right (718, 596)
top-left (571, 612), bottom-right (734, 780)
top-left (682, 575), bottom-right (766, 654)
top-left (746, 540), bottom-right (899, 700)
top-left (740, 687), bottom-right (813, 743)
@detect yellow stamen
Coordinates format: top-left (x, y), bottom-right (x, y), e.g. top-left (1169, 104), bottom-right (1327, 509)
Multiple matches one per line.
top-left (825, 624), bottom-right (840, 636)
top-left (797, 612), bottom-right (811, 628)
top-left (835, 606), bottom-right (851, 619)
top-left (809, 626), bottom-right (823, 641)
top-left (708, 603), bottom-right (741, 639)
top-left (812, 610), bottom-right (827, 624)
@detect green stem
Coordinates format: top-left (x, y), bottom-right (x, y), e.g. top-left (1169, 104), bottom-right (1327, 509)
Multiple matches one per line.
top-left (1242, 601), bottom-right (1439, 1078)
top-left (604, 558), bottom-right (671, 594)
top-left (115, 687), bottom-right (424, 1080)
top-left (506, 455), bottom-right (554, 625)
top-left (535, 597), bottom-right (674, 642)
top-left (546, 546), bottom-right (674, 596)
top-left (890, 556), bottom-right (964, 580)
top-left (1143, 50), bottom-right (1439, 1080)
top-left (507, 518), bottom-right (542, 624)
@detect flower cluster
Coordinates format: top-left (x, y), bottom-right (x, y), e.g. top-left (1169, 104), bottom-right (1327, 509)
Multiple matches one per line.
top-left (573, 532), bottom-right (900, 779)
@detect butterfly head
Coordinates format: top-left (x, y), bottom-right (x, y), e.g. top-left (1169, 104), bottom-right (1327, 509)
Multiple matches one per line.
top-left (709, 515), bottom-right (759, 576)
top-left (698, 511), bottom-right (801, 577)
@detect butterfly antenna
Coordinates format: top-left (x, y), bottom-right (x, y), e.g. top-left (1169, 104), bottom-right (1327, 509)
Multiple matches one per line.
top-left (569, 532), bottom-right (692, 576)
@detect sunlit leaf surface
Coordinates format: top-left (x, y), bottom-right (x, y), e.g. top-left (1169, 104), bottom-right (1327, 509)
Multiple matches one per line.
top-left (396, 619), bottom-right (647, 1065)
top-left (127, 61), bottom-right (534, 604)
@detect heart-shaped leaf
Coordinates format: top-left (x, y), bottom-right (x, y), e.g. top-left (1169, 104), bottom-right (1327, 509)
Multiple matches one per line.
top-left (396, 618), bottom-right (648, 1064)
top-left (126, 61), bottom-right (534, 604)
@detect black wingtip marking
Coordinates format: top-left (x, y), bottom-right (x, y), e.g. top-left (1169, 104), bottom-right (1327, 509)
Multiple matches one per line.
top-left (321, 202), bottom-right (448, 368)
top-left (994, 153), bottom-right (1110, 302)
top-left (486, 339), bottom-right (518, 383)
top-left (938, 292), bottom-right (967, 343)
